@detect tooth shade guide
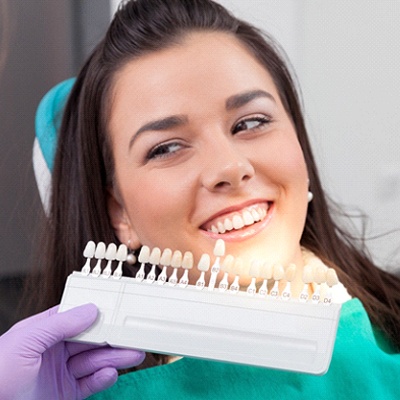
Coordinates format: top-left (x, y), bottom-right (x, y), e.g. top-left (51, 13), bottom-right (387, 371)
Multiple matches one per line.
top-left (179, 252), bottom-right (194, 287)
top-left (113, 244), bottom-right (127, 279)
top-left (218, 254), bottom-right (234, 292)
top-left (81, 241), bottom-right (96, 276)
top-left (246, 260), bottom-right (262, 296)
top-left (92, 242), bottom-right (106, 277)
top-left (195, 253), bottom-right (210, 289)
top-left (158, 248), bottom-right (173, 285)
top-left (168, 250), bottom-right (182, 286)
top-left (135, 245), bottom-right (151, 282)
top-left (80, 241), bottom-right (342, 305)
top-left (102, 243), bottom-right (117, 278)
top-left (229, 258), bottom-right (243, 294)
top-left (270, 264), bottom-right (284, 298)
top-left (208, 239), bottom-right (225, 291)
top-left (323, 268), bottom-right (339, 305)
top-left (60, 268), bottom-right (342, 374)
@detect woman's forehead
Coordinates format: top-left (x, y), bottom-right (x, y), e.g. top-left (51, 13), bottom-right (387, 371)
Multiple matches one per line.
top-left (109, 32), bottom-right (280, 120)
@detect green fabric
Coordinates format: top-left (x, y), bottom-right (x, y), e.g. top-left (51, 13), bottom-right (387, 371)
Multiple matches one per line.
top-left (90, 299), bottom-right (400, 399)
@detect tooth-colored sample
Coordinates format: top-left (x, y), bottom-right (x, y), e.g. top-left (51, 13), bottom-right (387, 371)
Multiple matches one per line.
top-left (272, 264), bottom-right (285, 281)
top-left (232, 215), bottom-right (244, 229)
top-left (105, 243), bottom-right (117, 260)
top-left (182, 251), bottom-right (194, 269)
top-left (94, 242), bottom-right (106, 259)
top-left (314, 265), bottom-right (327, 285)
top-left (302, 265), bottom-right (313, 284)
top-left (326, 268), bottom-right (339, 287)
top-left (249, 260), bottom-right (262, 277)
top-left (160, 248), bottom-right (172, 266)
top-left (138, 245), bottom-right (151, 263)
top-left (197, 254), bottom-right (211, 272)
top-left (243, 210), bottom-right (254, 226)
top-left (83, 241), bottom-right (96, 258)
top-left (285, 263), bottom-right (297, 282)
top-left (171, 250), bottom-right (183, 268)
top-left (149, 247), bottom-right (162, 265)
top-left (116, 244), bottom-right (128, 261)
top-left (221, 254), bottom-right (234, 272)
top-left (232, 258), bottom-right (244, 276)
top-left (260, 262), bottom-right (273, 280)
top-left (213, 239), bottom-right (225, 257)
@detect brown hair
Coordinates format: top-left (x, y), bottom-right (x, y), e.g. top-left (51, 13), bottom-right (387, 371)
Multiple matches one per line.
top-left (25, 0), bottom-right (400, 369)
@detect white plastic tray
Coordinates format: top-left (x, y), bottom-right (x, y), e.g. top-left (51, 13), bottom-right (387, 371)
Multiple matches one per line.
top-left (59, 271), bottom-right (341, 375)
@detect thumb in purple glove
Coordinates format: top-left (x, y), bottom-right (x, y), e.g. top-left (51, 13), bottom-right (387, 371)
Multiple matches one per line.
top-left (0, 304), bottom-right (145, 399)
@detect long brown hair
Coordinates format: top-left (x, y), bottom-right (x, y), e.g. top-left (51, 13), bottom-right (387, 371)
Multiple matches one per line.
top-left (25, 0), bottom-right (400, 368)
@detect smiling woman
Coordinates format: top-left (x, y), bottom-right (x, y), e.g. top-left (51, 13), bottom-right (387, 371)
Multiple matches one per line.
top-left (19, 0), bottom-right (400, 398)
top-left (107, 32), bottom-right (309, 287)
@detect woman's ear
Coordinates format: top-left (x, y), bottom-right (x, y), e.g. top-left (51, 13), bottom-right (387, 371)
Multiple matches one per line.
top-left (107, 190), bottom-right (141, 248)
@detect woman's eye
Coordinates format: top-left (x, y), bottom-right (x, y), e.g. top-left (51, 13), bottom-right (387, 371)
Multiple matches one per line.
top-left (232, 116), bottom-right (270, 135)
top-left (146, 142), bottom-right (183, 160)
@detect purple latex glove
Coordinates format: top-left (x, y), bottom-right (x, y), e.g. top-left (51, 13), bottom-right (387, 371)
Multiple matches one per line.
top-left (0, 304), bottom-right (145, 399)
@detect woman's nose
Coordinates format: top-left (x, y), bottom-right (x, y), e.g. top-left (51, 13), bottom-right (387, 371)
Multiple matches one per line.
top-left (200, 141), bottom-right (255, 192)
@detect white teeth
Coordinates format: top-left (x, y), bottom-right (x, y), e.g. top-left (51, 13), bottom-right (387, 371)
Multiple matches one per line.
top-left (243, 210), bottom-right (253, 226)
top-left (207, 204), bottom-right (269, 234)
top-left (232, 215), bottom-right (244, 229)
top-left (217, 221), bottom-right (226, 233)
top-left (251, 209), bottom-right (261, 222)
top-left (224, 218), bottom-right (233, 231)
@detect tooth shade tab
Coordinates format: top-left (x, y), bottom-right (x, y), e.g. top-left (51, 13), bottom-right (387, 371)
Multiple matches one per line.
top-left (171, 250), bottom-right (183, 268)
top-left (149, 247), bottom-right (161, 265)
top-left (94, 242), bottom-right (106, 259)
top-left (232, 258), bottom-right (244, 276)
top-left (83, 241), bottom-right (96, 258)
top-left (285, 264), bottom-right (297, 282)
top-left (314, 265), bottom-right (327, 285)
top-left (160, 248), bottom-right (172, 266)
top-left (221, 254), bottom-right (235, 272)
top-left (138, 246), bottom-right (151, 263)
top-left (197, 254), bottom-right (211, 272)
top-left (302, 265), bottom-right (313, 284)
top-left (116, 244), bottom-right (128, 262)
top-left (249, 260), bottom-right (262, 277)
top-left (213, 239), bottom-right (225, 257)
top-left (272, 264), bottom-right (285, 281)
top-left (260, 262), bottom-right (273, 280)
top-left (182, 251), bottom-right (194, 269)
top-left (326, 268), bottom-right (339, 287)
top-left (105, 243), bottom-right (117, 260)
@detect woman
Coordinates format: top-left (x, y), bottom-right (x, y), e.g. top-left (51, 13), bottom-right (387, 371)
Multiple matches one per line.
top-left (12, 0), bottom-right (400, 398)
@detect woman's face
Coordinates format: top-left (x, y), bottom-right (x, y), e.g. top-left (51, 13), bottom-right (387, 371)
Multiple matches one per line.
top-left (108, 32), bottom-right (309, 281)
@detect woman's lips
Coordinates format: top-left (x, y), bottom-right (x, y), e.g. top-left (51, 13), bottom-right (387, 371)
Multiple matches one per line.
top-left (200, 202), bottom-right (272, 237)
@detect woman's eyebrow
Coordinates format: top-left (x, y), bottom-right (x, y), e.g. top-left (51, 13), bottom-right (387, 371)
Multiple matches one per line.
top-left (225, 89), bottom-right (275, 110)
top-left (129, 115), bottom-right (188, 149)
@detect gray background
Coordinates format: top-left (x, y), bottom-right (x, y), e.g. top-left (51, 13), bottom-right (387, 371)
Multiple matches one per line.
top-left (0, 0), bottom-right (110, 333)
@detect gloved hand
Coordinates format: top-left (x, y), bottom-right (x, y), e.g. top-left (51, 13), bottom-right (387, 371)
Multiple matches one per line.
top-left (0, 304), bottom-right (145, 399)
